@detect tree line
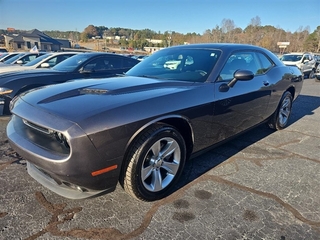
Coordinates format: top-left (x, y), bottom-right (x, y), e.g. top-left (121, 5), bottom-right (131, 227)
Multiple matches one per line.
top-left (1, 16), bottom-right (319, 53)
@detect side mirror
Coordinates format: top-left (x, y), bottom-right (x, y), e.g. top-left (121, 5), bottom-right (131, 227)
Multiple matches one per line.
top-left (234, 69), bottom-right (254, 80)
top-left (80, 66), bottom-right (92, 73)
top-left (40, 63), bottom-right (50, 68)
top-left (16, 60), bottom-right (23, 65)
top-left (228, 69), bottom-right (254, 88)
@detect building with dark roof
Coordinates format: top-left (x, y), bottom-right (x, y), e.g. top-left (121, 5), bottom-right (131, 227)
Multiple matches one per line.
top-left (3, 29), bottom-right (62, 52)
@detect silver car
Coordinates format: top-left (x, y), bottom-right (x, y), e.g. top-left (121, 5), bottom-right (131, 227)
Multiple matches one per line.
top-left (280, 52), bottom-right (316, 78)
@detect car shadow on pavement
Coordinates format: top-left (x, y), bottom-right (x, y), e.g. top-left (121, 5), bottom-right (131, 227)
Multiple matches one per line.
top-left (289, 94), bottom-right (320, 123)
top-left (172, 94), bottom-right (320, 193)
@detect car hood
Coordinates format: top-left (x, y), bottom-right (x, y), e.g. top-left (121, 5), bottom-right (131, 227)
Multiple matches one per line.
top-left (0, 68), bottom-right (61, 81)
top-left (16, 76), bottom-right (203, 127)
top-left (281, 60), bottom-right (299, 66)
top-left (0, 64), bottom-right (20, 72)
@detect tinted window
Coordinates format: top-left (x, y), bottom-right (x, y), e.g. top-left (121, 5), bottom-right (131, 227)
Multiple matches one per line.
top-left (219, 51), bottom-right (274, 81)
top-left (82, 56), bottom-right (138, 72)
top-left (256, 52), bottom-right (274, 74)
top-left (123, 57), bottom-right (139, 68)
top-left (45, 54), bottom-right (75, 67)
top-left (24, 53), bottom-right (52, 66)
top-left (83, 57), bottom-right (112, 72)
top-left (219, 52), bottom-right (256, 80)
top-left (53, 54), bottom-right (92, 72)
top-left (19, 54), bottom-right (40, 64)
top-left (107, 57), bottom-right (122, 69)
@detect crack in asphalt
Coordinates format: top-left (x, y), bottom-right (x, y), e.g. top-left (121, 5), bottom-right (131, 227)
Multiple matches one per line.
top-left (25, 192), bottom-right (123, 240)
top-left (21, 170), bottom-right (320, 240)
top-left (264, 142), bottom-right (320, 164)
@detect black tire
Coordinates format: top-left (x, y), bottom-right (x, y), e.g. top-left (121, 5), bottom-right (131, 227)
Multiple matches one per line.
top-left (268, 91), bottom-right (293, 130)
top-left (123, 123), bottom-right (186, 201)
top-left (309, 70), bottom-right (315, 79)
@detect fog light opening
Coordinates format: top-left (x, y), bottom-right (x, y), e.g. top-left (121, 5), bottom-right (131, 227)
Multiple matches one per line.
top-left (62, 182), bottom-right (87, 192)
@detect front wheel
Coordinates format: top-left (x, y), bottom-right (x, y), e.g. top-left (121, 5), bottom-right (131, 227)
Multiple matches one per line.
top-left (122, 123), bottom-right (186, 201)
top-left (268, 91), bottom-right (293, 130)
top-left (309, 69), bottom-right (315, 79)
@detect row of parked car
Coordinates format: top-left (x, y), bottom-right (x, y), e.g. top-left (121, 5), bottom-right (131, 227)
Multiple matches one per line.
top-left (0, 51), bottom-right (141, 115)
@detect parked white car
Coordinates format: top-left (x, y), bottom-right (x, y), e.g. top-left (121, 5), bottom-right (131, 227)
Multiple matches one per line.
top-left (315, 64), bottom-right (320, 81)
top-left (280, 52), bottom-right (316, 78)
top-left (0, 52), bottom-right (78, 74)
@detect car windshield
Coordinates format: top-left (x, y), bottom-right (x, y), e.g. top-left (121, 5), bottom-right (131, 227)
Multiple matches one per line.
top-left (24, 53), bottom-right (52, 66)
top-left (52, 54), bottom-right (92, 72)
top-left (126, 48), bottom-right (221, 82)
top-left (3, 53), bottom-right (25, 64)
top-left (281, 54), bottom-right (302, 62)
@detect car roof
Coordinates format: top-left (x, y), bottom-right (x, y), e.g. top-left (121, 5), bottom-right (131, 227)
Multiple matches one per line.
top-left (76, 52), bottom-right (124, 57)
top-left (285, 52), bottom-right (312, 55)
top-left (168, 43), bottom-right (266, 51)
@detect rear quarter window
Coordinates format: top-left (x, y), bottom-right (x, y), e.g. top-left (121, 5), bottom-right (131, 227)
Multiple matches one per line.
top-left (256, 52), bottom-right (274, 74)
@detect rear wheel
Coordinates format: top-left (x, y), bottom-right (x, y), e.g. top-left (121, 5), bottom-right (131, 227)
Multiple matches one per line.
top-left (268, 91), bottom-right (293, 130)
top-left (123, 123), bottom-right (186, 201)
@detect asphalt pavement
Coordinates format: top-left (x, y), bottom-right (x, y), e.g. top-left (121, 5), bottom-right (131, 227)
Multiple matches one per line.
top-left (0, 78), bottom-right (320, 240)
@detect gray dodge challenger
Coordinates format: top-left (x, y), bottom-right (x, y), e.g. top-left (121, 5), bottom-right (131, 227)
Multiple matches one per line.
top-left (7, 43), bottom-right (303, 201)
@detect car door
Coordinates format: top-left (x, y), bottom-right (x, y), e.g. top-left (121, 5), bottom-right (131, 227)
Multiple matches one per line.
top-left (211, 51), bottom-right (273, 143)
top-left (302, 53), bottom-right (314, 73)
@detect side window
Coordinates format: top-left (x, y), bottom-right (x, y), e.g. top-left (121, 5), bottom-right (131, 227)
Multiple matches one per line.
top-left (256, 52), bottom-right (274, 75)
top-left (302, 54), bottom-right (308, 62)
top-left (28, 54), bottom-right (38, 62)
top-left (107, 57), bottom-right (122, 69)
top-left (55, 55), bottom-right (73, 65)
top-left (83, 57), bottom-right (109, 72)
top-left (83, 56), bottom-right (125, 72)
top-left (21, 55), bottom-right (37, 63)
top-left (219, 51), bottom-right (258, 81)
top-left (47, 56), bottom-right (58, 67)
top-left (123, 58), bottom-right (139, 68)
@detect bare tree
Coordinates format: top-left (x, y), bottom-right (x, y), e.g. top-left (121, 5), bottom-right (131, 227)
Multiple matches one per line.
top-left (250, 16), bottom-right (261, 27)
top-left (221, 19), bottom-right (235, 42)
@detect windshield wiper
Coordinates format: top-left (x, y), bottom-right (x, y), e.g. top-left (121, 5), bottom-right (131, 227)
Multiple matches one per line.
top-left (137, 75), bottom-right (162, 79)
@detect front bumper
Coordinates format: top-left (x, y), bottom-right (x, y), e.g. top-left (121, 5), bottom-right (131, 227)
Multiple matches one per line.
top-left (27, 161), bottom-right (114, 199)
top-left (7, 101), bottom-right (123, 199)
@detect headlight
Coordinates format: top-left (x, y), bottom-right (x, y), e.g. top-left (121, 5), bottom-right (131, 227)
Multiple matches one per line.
top-left (22, 118), bottom-right (70, 149)
top-left (9, 95), bottom-right (19, 112)
top-left (54, 132), bottom-right (70, 148)
top-left (0, 87), bottom-right (13, 95)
